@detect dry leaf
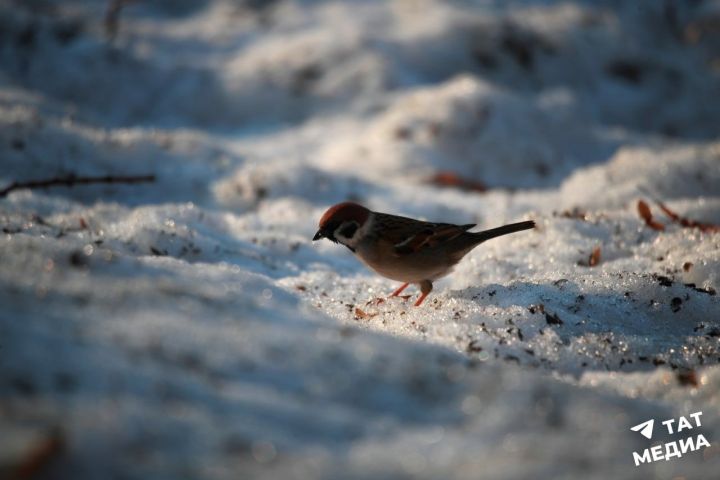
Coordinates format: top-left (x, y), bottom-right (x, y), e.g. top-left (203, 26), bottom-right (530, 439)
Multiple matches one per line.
top-left (14, 428), bottom-right (64, 480)
top-left (588, 246), bottom-right (601, 267)
top-left (676, 369), bottom-right (699, 387)
top-left (365, 297), bottom-right (385, 306)
top-left (427, 171), bottom-right (487, 193)
top-left (354, 307), bottom-right (377, 320)
top-left (559, 208), bottom-right (588, 221)
top-left (637, 200), bottom-right (665, 231)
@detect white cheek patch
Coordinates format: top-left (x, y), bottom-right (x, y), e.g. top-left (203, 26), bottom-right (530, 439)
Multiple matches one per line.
top-left (335, 214), bottom-right (374, 249)
top-left (349, 214), bottom-right (374, 248)
top-left (334, 228), bottom-right (351, 244)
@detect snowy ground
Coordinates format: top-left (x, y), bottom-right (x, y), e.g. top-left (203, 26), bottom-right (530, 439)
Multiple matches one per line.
top-left (2, 0), bottom-right (720, 478)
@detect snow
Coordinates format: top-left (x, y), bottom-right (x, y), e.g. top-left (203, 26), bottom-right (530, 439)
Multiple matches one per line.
top-left (1, 0), bottom-right (720, 478)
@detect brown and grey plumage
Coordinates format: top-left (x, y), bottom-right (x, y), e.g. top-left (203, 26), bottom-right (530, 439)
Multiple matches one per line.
top-left (313, 202), bottom-right (535, 306)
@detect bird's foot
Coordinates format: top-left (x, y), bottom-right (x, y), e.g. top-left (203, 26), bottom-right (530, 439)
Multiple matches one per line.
top-left (414, 292), bottom-right (431, 306)
top-left (390, 282), bottom-right (410, 297)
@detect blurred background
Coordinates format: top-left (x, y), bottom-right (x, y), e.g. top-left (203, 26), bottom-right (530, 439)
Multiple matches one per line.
top-left (1, 1), bottom-right (719, 479)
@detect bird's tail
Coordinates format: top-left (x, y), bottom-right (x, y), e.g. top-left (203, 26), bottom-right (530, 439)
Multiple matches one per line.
top-left (474, 220), bottom-right (535, 242)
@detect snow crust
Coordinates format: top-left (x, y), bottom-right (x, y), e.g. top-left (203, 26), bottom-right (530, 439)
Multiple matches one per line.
top-left (1, 1), bottom-right (719, 478)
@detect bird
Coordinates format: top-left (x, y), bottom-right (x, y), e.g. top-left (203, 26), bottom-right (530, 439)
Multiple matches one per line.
top-left (312, 202), bottom-right (535, 306)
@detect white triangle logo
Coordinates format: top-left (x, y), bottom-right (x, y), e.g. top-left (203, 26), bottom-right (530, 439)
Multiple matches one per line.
top-left (631, 419), bottom-right (654, 439)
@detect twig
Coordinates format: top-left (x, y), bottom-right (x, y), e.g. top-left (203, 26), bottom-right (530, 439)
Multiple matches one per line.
top-left (655, 199), bottom-right (720, 232)
top-left (0, 174), bottom-right (155, 198)
top-left (636, 197), bottom-right (720, 233)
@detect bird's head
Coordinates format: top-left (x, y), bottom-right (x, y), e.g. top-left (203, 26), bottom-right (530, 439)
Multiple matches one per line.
top-left (313, 202), bottom-right (371, 250)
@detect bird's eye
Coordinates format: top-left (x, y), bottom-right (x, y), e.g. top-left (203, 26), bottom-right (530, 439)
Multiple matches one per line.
top-left (338, 222), bottom-right (358, 239)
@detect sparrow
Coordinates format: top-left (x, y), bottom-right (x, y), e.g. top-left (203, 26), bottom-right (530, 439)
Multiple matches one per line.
top-left (313, 202), bottom-right (535, 306)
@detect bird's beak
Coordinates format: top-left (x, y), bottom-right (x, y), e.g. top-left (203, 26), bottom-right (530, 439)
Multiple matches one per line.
top-left (312, 229), bottom-right (324, 241)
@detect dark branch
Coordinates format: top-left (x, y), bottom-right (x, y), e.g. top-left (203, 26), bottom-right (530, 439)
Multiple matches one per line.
top-left (0, 174), bottom-right (156, 198)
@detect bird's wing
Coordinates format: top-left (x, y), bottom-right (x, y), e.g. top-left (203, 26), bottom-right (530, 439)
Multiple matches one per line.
top-left (376, 214), bottom-right (475, 256)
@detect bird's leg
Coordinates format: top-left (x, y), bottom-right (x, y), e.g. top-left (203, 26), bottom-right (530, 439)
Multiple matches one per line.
top-left (369, 282), bottom-right (411, 305)
top-left (390, 283), bottom-right (409, 297)
top-left (414, 280), bottom-right (433, 307)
